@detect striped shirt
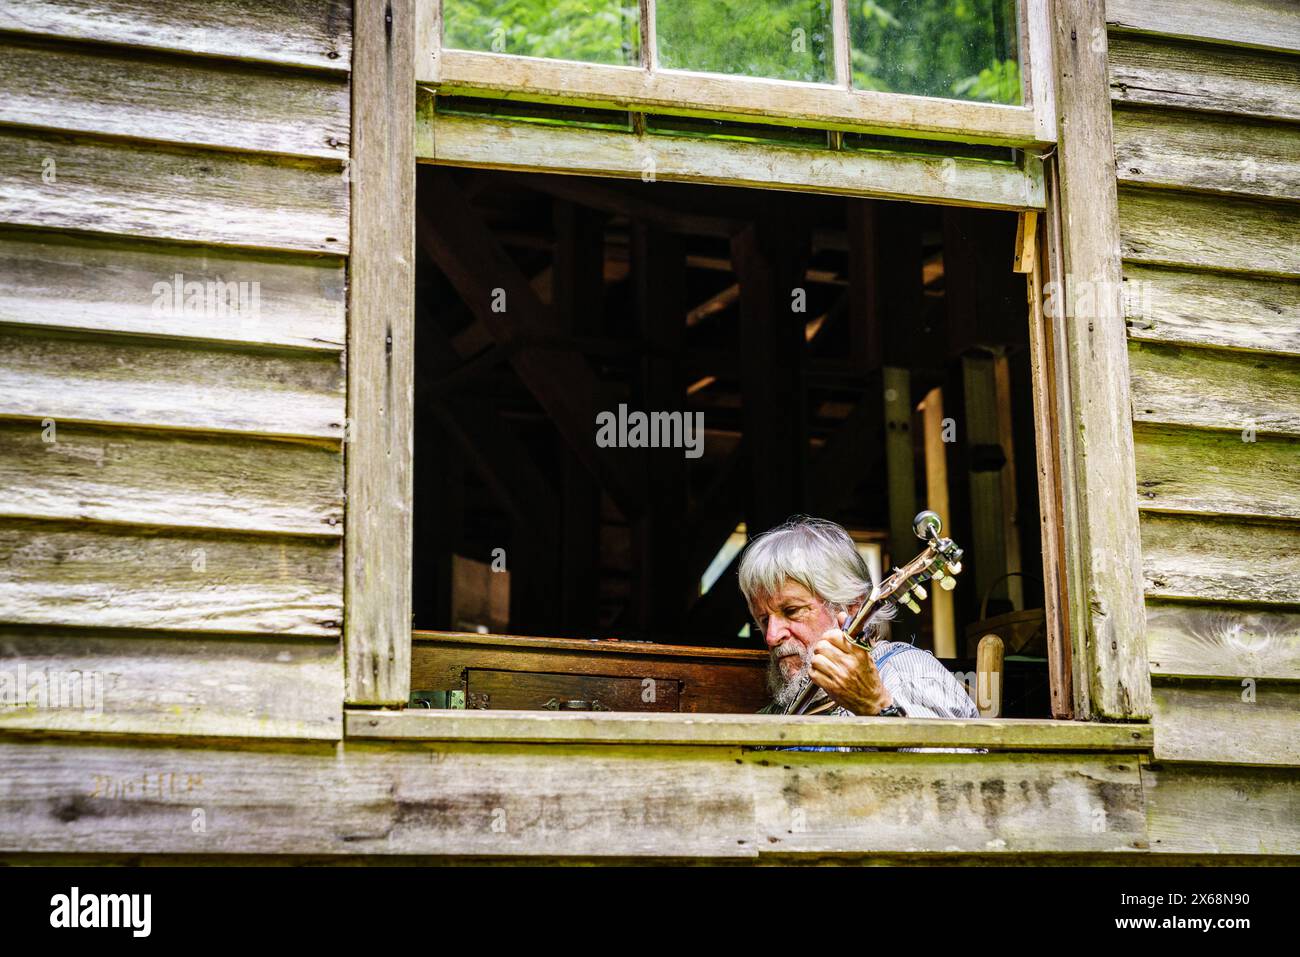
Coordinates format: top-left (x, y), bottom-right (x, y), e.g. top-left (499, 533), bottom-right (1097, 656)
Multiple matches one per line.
top-left (758, 639), bottom-right (984, 753)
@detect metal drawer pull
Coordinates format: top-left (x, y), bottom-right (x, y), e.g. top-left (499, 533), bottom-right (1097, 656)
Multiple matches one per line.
top-left (542, 698), bottom-right (607, 712)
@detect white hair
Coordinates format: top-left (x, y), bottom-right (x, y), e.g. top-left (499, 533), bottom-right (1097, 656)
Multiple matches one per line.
top-left (738, 515), bottom-right (895, 641)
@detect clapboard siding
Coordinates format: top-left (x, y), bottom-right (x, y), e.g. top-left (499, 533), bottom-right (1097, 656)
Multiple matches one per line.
top-left (1152, 681), bottom-right (1299, 767)
top-left (1128, 341), bottom-right (1300, 437)
top-left (0, 327), bottom-right (346, 440)
top-left (1119, 188), bottom-right (1300, 278)
top-left (0, 520), bottom-right (342, 636)
top-left (1113, 106), bottom-right (1300, 202)
top-left (0, 229), bottom-right (346, 351)
top-left (1123, 264), bottom-right (1300, 357)
top-left (1133, 424), bottom-right (1300, 521)
top-left (0, 0), bottom-right (352, 72)
top-left (1146, 601), bottom-right (1300, 681)
top-left (1140, 513), bottom-right (1300, 606)
top-left (1109, 33), bottom-right (1300, 122)
top-left (0, 629), bottom-right (342, 739)
top-left (0, 739), bottom-right (1147, 856)
top-left (1143, 762), bottom-right (1300, 855)
top-left (1107, 0), bottom-right (1300, 56)
top-left (0, 421), bottom-right (343, 536)
top-left (0, 128), bottom-right (348, 254)
top-left (0, 37), bottom-right (350, 160)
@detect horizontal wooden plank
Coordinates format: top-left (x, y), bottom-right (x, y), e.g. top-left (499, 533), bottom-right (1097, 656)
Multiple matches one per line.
top-left (1143, 762), bottom-right (1300, 855)
top-left (0, 229), bottom-right (345, 351)
top-left (347, 709), bottom-right (1154, 750)
top-left (0, 36), bottom-right (349, 160)
top-left (1128, 341), bottom-right (1300, 437)
top-left (0, 739), bottom-right (1147, 856)
top-left (1108, 33), bottom-right (1300, 121)
top-left (1152, 680), bottom-right (1300, 767)
top-left (1146, 600), bottom-right (1300, 681)
top-left (0, 327), bottom-right (345, 440)
top-left (0, 420), bottom-right (342, 536)
top-left (1119, 188), bottom-right (1300, 278)
top-left (0, 519), bottom-right (341, 636)
top-left (0, 0), bottom-right (352, 72)
top-left (421, 111), bottom-right (1046, 212)
top-left (0, 629), bottom-right (342, 739)
top-left (429, 48), bottom-right (1045, 148)
top-left (0, 128), bottom-right (348, 254)
top-left (1113, 107), bottom-right (1300, 202)
top-left (1134, 424), bottom-right (1300, 521)
top-left (1108, 0), bottom-right (1300, 55)
top-left (1123, 263), bottom-right (1300, 356)
top-left (1140, 512), bottom-right (1300, 605)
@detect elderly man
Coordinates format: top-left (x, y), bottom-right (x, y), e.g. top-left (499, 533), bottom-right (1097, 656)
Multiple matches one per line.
top-left (739, 515), bottom-right (978, 722)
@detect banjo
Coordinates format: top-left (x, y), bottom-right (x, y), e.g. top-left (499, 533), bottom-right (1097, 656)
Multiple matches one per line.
top-left (785, 509), bottom-right (964, 716)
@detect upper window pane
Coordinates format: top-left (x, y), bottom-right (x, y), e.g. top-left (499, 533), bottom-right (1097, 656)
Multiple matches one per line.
top-left (850, 0), bottom-right (1023, 104)
top-left (443, 0), bottom-right (641, 66)
top-left (656, 0), bottom-right (835, 84)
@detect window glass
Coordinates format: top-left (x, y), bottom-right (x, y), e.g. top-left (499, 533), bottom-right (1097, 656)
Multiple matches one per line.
top-left (850, 0), bottom-right (1022, 104)
top-left (443, 0), bottom-right (641, 66)
top-left (656, 0), bottom-right (835, 84)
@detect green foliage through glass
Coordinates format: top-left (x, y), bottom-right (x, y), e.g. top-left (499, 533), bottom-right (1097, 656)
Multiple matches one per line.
top-left (850, 0), bottom-right (1022, 103)
top-left (443, 0), bottom-right (640, 66)
top-left (655, 0), bottom-right (834, 83)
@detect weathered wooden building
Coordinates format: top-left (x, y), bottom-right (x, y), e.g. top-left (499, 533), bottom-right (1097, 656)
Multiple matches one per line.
top-left (0, 0), bottom-right (1294, 862)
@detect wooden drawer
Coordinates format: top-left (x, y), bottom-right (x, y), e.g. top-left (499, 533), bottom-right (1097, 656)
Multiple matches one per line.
top-left (465, 669), bottom-right (681, 712)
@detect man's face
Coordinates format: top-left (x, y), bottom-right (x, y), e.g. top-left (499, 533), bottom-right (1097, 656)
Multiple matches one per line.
top-left (754, 580), bottom-right (840, 701)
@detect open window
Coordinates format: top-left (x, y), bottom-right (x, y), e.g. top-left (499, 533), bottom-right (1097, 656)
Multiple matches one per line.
top-left (410, 148), bottom-right (1062, 719)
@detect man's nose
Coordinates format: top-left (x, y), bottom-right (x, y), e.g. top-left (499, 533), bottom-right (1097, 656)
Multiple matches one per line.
top-left (764, 617), bottom-right (789, 648)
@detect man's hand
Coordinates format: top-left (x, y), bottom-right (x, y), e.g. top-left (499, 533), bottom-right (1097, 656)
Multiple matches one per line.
top-left (810, 612), bottom-right (894, 715)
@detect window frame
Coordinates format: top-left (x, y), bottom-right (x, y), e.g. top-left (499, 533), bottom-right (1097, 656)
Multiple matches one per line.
top-left (345, 0), bottom-right (1154, 734)
top-left (419, 0), bottom-right (1057, 148)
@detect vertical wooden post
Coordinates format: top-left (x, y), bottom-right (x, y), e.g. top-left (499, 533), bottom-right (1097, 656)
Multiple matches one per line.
top-left (1048, 0), bottom-right (1151, 720)
top-left (882, 366), bottom-right (916, 572)
top-left (920, 387), bottom-right (956, 657)
top-left (346, 0), bottom-right (415, 705)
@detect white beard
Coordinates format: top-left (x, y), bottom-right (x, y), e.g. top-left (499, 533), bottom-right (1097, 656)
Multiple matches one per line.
top-left (767, 641), bottom-right (813, 709)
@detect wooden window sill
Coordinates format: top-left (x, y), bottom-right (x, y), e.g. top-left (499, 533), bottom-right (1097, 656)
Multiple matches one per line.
top-left (345, 709), bottom-right (1152, 751)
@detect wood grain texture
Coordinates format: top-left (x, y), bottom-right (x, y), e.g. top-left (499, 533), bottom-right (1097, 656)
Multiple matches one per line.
top-left (1140, 513), bottom-right (1300, 605)
top-left (1049, 0), bottom-right (1151, 719)
top-left (1107, 0), bottom-right (1300, 55)
top-left (344, 0), bottom-right (414, 704)
top-left (349, 709), bottom-right (1153, 750)
top-left (1122, 263), bottom-right (1300, 356)
top-left (424, 110), bottom-right (1047, 211)
top-left (1108, 33), bottom-right (1300, 121)
top-left (1119, 188), bottom-right (1300, 278)
top-left (0, 230), bottom-right (345, 351)
top-left (1152, 681), bottom-right (1300, 767)
top-left (1133, 424), bottom-right (1300, 521)
top-left (0, 629), bottom-right (342, 739)
top-left (0, 327), bottom-right (346, 440)
top-left (0, 421), bottom-right (343, 536)
top-left (431, 48), bottom-right (1044, 147)
top-left (0, 128), bottom-right (348, 254)
top-left (1146, 600), bottom-right (1300, 681)
top-left (1113, 107), bottom-right (1300, 202)
top-left (0, 519), bottom-right (342, 636)
top-left (1143, 762), bottom-right (1299, 855)
top-left (0, 739), bottom-right (1147, 856)
top-left (1128, 341), bottom-right (1300, 437)
top-left (0, 36), bottom-right (349, 159)
top-left (0, 0), bottom-right (352, 72)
